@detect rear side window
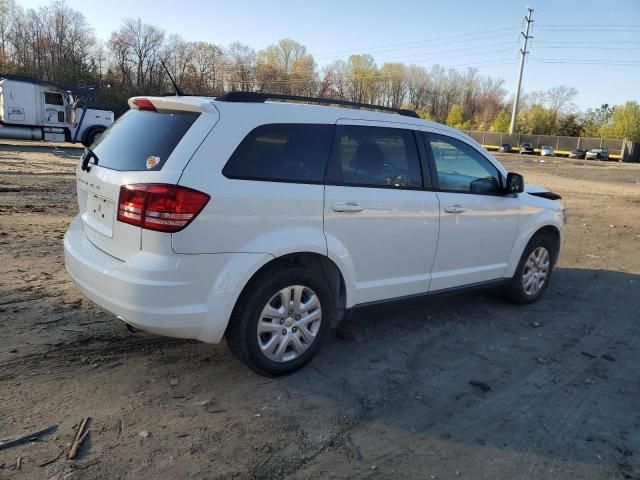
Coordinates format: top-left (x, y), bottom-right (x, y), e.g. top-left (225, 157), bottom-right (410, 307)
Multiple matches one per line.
top-left (223, 124), bottom-right (333, 183)
top-left (92, 110), bottom-right (199, 171)
top-left (325, 125), bottom-right (422, 188)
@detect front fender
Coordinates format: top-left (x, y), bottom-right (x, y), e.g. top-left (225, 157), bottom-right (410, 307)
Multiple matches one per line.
top-left (505, 205), bottom-right (564, 278)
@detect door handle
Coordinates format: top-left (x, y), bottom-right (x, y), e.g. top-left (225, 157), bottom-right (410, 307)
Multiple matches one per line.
top-left (444, 204), bottom-right (466, 214)
top-left (333, 202), bottom-right (364, 213)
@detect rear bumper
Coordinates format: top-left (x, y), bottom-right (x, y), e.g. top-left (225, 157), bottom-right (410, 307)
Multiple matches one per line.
top-left (64, 215), bottom-right (269, 343)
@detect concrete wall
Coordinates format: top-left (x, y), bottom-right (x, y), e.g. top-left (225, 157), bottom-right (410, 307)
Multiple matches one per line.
top-left (466, 131), bottom-right (637, 161)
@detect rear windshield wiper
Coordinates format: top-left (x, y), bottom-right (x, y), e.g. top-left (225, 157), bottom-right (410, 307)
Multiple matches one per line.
top-left (81, 147), bottom-right (99, 172)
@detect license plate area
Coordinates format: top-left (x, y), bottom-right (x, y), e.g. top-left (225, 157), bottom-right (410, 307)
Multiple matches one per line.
top-left (82, 193), bottom-right (115, 237)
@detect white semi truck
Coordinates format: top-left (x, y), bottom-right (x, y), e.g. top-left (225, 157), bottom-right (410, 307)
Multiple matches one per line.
top-left (0, 74), bottom-right (114, 146)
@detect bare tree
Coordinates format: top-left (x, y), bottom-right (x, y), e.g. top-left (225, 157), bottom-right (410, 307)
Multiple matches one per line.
top-left (109, 18), bottom-right (164, 88)
top-left (0, 0), bottom-right (18, 69)
top-left (226, 42), bottom-right (255, 91)
top-left (544, 85), bottom-right (578, 114)
top-left (191, 41), bottom-right (225, 94)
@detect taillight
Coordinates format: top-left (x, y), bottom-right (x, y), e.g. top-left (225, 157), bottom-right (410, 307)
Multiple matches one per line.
top-left (117, 184), bottom-right (209, 233)
top-left (132, 98), bottom-right (157, 112)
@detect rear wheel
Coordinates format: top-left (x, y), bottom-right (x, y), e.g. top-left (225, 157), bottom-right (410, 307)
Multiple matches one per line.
top-left (503, 233), bottom-right (557, 304)
top-left (225, 267), bottom-right (333, 376)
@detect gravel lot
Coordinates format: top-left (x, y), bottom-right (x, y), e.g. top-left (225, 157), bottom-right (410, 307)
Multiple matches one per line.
top-left (1, 142), bottom-right (639, 480)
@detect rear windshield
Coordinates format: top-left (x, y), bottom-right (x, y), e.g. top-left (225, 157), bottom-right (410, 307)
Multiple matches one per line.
top-left (91, 109), bottom-right (199, 171)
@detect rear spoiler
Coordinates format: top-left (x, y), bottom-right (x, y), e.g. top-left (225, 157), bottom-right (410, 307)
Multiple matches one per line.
top-left (128, 96), bottom-right (217, 114)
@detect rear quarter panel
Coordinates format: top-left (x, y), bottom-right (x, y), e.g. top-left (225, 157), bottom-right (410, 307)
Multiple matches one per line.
top-left (173, 104), bottom-right (333, 256)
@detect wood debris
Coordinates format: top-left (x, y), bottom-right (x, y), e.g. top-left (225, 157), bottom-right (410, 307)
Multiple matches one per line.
top-left (68, 417), bottom-right (91, 460)
top-left (0, 424), bottom-right (57, 451)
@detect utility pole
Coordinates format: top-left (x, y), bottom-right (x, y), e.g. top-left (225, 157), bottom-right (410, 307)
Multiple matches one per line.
top-left (509, 8), bottom-right (534, 134)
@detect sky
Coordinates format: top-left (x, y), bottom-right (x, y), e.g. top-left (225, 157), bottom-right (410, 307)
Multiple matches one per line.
top-left (16, 0), bottom-right (640, 110)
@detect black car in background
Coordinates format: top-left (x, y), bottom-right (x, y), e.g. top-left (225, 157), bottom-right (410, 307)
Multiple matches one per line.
top-left (569, 148), bottom-right (587, 159)
top-left (519, 142), bottom-right (535, 154)
top-left (586, 148), bottom-right (610, 160)
top-left (499, 143), bottom-right (513, 153)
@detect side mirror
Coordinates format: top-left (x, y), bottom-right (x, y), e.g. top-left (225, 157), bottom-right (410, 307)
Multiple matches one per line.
top-left (505, 172), bottom-right (525, 194)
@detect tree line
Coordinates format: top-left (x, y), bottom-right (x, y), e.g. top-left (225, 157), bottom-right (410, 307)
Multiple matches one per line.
top-left (1, 0), bottom-right (638, 140)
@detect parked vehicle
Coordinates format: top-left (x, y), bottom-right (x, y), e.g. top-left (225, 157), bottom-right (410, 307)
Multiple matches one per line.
top-left (586, 148), bottom-right (609, 161)
top-left (540, 146), bottom-right (555, 157)
top-left (64, 93), bottom-right (565, 375)
top-left (569, 148), bottom-right (587, 159)
top-left (519, 143), bottom-right (535, 154)
top-left (0, 74), bottom-right (113, 146)
top-left (499, 143), bottom-right (513, 153)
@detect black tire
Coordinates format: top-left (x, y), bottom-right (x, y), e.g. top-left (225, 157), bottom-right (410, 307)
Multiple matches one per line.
top-left (225, 267), bottom-right (334, 376)
top-left (82, 127), bottom-right (105, 147)
top-left (502, 233), bottom-right (558, 304)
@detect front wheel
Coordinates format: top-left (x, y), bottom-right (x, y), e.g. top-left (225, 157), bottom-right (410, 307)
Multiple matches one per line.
top-left (503, 234), bottom-right (557, 304)
top-left (225, 267), bottom-right (333, 376)
top-left (82, 127), bottom-right (105, 147)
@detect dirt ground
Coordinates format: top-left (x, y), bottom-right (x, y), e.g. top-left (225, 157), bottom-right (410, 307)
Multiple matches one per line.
top-left (1, 141), bottom-right (639, 480)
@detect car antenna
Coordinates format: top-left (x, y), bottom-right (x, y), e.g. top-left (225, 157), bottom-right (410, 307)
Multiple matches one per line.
top-left (160, 60), bottom-right (184, 96)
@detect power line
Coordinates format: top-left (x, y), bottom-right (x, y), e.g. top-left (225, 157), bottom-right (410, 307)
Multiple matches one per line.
top-left (537, 45), bottom-right (640, 50)
top-left (372, 46), bottom-right (517, 63)
top-left (314, 33), bottom-right (520, 61)
top-left (177, 41), bottom-right (519, 72)
top-left (209, 59), bottom-right (519, 87)
top-left (311, 27), bottom-right (520, 57)
top-left (531, 59), bottom-right (640, 65)
top-left (535, 28), bottom-right (640, 32)
top-left (535, 40), bottom-right (640, 44)
top-left (536, 23), bottom-right (640, 27)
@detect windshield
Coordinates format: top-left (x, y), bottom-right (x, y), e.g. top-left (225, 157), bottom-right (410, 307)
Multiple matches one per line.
top-left (90, 109), bottom-right (199, 171)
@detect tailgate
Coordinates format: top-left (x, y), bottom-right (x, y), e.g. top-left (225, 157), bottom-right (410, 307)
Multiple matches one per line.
top-left (75, 102), bottom-right (218, 261)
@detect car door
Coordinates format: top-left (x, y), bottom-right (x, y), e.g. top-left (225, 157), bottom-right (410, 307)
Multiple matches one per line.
top-left (423, 132), bottom-right (520, 291)
top-left (42, 91), bottom-right (66, 124)
top-left (323, 121), bottom-right (440, 305)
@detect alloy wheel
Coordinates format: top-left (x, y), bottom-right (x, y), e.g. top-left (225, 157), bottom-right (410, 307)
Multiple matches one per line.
top-left (256, 285), bottom-right (322, 362)
top-left (522, 246), bottom-right (550, 296)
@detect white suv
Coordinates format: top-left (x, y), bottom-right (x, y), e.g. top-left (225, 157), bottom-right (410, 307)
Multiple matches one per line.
top-left (64, 92), bottom-right (565, 375)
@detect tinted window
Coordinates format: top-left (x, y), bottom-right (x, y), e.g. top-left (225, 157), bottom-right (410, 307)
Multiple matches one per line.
top-left (91, 110), bottom-right (199, 171)
top-left (44, 92), bottom-right (64, 106)
top-left (223, 124), bottom-right (333, 183)
top-left (427, 134), bottom-right (500, 194)
top-left (326, 125), bottom-right (422, 188)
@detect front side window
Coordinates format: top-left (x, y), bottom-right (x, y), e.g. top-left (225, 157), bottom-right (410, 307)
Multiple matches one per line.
top-left (223, 124), bottom-right (333, 183)
top-left (427, 134), bottom-right (501, 194)
top-left (325, 125), bottom-right (422, 188)
top-left (44, 92), bottom-right (64, 106)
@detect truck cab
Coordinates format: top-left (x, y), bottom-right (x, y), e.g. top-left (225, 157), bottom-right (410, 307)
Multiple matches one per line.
top-left (0, 75), bottom-right (114, 146)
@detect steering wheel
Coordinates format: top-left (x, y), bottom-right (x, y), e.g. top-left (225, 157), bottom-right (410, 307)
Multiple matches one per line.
top-left (383, 162), bottom-right (395, 180)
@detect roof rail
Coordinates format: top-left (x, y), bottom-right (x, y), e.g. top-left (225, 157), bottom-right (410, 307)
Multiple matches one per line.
top-left (215, 91), bottom-right (420, 118)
